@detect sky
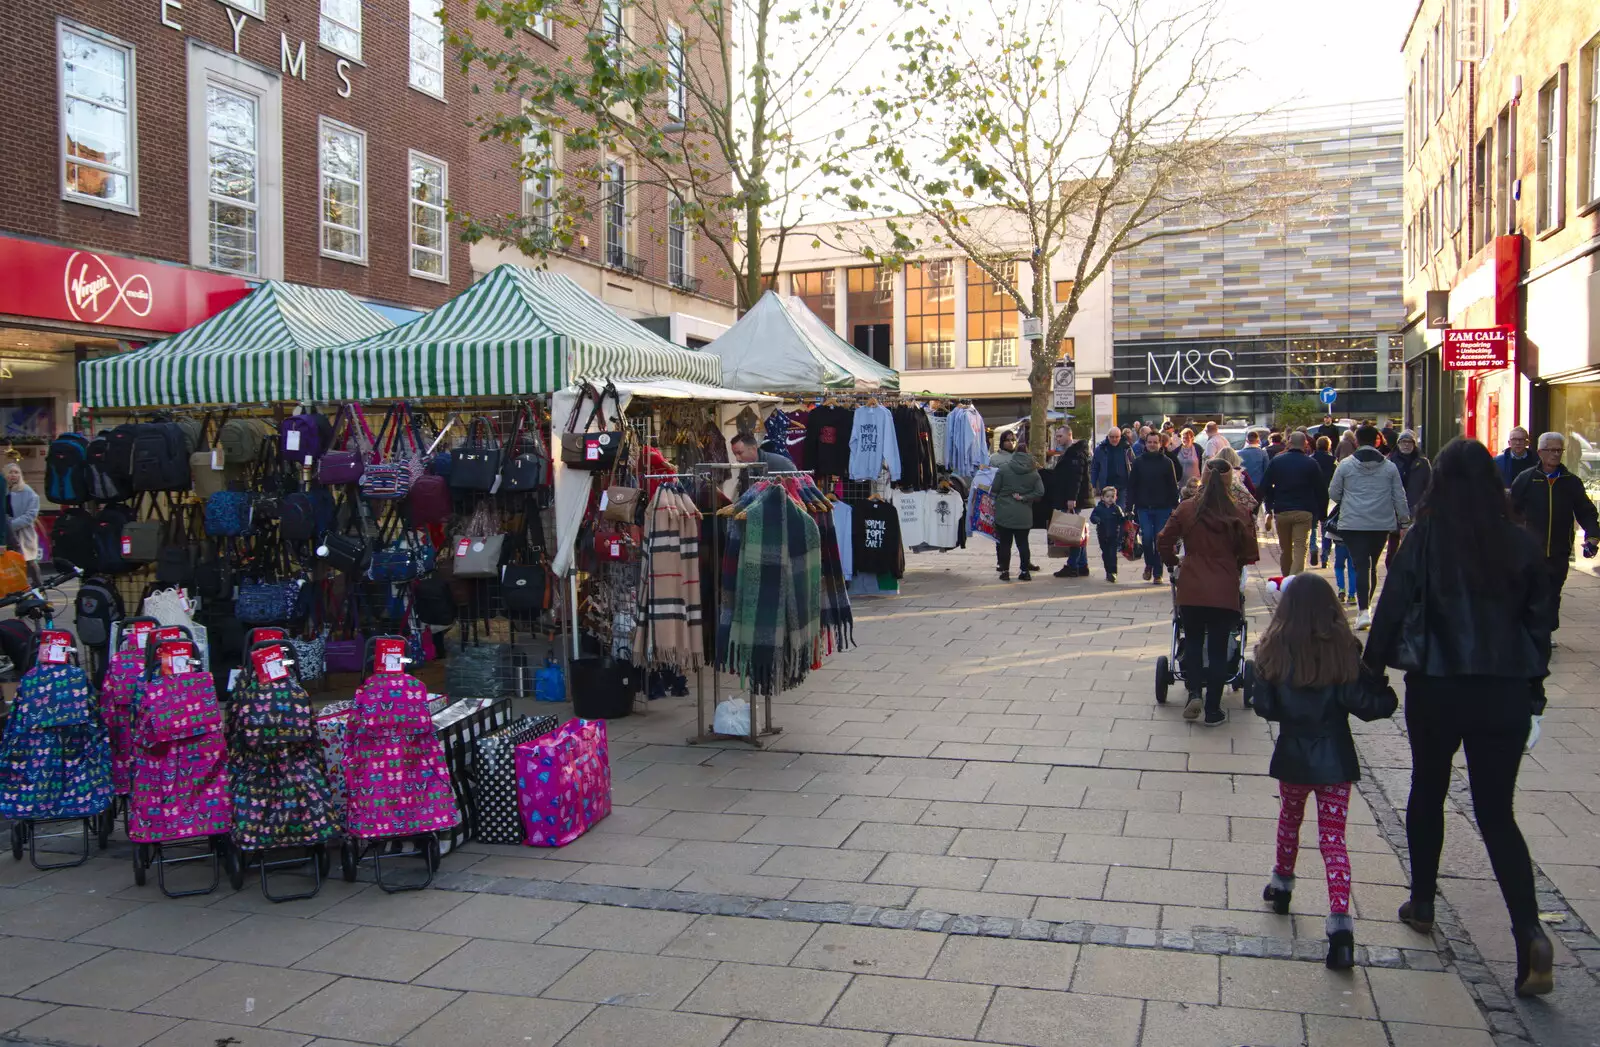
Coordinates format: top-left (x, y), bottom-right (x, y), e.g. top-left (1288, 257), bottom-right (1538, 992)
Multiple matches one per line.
top-left (1211, 0), bottom-right (1414, 113)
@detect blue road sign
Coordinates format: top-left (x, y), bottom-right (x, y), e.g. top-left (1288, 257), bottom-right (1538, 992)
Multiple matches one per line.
top-left (1320, 387), bottom-right (1337, 406)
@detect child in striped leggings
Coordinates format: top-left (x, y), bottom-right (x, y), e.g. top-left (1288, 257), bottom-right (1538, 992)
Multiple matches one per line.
top-left (1250, 573), bottom-right (1398, 969)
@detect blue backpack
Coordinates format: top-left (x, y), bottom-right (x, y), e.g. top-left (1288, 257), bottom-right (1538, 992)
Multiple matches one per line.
top-left (45, 433), bottom-right (91, 505)
top-left (204, 491), bottom-right (254, 537)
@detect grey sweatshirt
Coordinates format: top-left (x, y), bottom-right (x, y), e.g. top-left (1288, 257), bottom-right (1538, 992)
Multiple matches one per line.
top-left (1327, 447), bottom-right (1409, 532)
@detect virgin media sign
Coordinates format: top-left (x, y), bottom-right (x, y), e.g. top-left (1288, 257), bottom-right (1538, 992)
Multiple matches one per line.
top-left (0, 234), bottom-right (250, 334)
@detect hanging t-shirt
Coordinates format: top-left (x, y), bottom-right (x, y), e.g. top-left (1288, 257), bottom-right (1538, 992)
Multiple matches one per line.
top-left (849, 405), bottom-right (902, 482)
top-left (785, 409), bottom-right (810, 469)
top-left (925, 491), bottom-right (964, 549)
top-left (831, 500), bottom-right (854, 580)
top-left (894, 491), bottom-right (926, 550)
top-left (927, 411), bottom-right (949, 468)
top-left (854, 499), bottom-right (903, 578)
top-left (804, 406), bottom-right (853, 478)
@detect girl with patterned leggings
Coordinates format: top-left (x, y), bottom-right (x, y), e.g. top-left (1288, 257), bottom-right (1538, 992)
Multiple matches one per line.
top-left (1249, 573), bottom-right (1398, 969)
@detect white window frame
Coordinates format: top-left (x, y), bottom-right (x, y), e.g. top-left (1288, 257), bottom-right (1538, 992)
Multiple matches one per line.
top-left (668, 193), bottom-right (691, 288)
top-left (521, 117), bottom-right (556, 234)
top-left (666, 23), bottom-right (686, 121)
top-left (1536, 72), bottom-right (1566, 234)
top-left (319, 0), bottom-right (362, 62)
top-left (1432, 20), bottom-right (1445, 121)
top-left (408, 150), bottom-right (448, 282)
top-left (409, 0), bottom-right (445, 100)
top-left (319, 117), bottom-right (368, 264)
top-left (217, 0), bottom-right (265, 17)
top-left (1582, 39), bottom-right (1600, 209)
top-left (1449, 158), bottom-right (1461, 232)
top-left (1448, 0), bottom-right (1461, 86)
top-left (526, 7), bottom-right (552, 38)
top-left (187, 43), bottom-right (283, 279)
top-left (58, 21), bottom-right (138, 215)
top-left (601, 0), bottom-right (625, 58)
top-left (1496, 107), bottom-right (1515, 235)
top-left (1420, 54), bottom-right (1430, 143)
top-left (603, 158), bottom-right (628, 268)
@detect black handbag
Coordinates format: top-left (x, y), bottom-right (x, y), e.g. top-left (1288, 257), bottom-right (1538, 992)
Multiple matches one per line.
top-left (500, 402), bottom-right (549, 493)
top-left (501, 563), bottom-right (548, 615)
top-left (450, 415), bottom-right (503, 491)
top-left (414, 576), bottom-right (456, 627)
top-left (317, 497), bottom-right (372, 575)
top-left (560, 383), bottom-right (623, 471)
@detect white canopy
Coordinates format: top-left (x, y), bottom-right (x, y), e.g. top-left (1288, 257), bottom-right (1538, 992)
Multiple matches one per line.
top-left (702, 292), bottom-right (899, 394)
top-left (550, 379), bottom-right (780, 578)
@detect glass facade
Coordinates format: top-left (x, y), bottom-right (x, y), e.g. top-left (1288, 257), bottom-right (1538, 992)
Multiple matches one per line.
top-left (847, 265), bottom-right (893, 366)
top-left (1548, 385), bottom-right (1600, 493)
top-left (791, 269), bottom-right (835, 328)
top-left (967, 260), bottom-right (1018, 368)
top-left (905, 260), bottom-right (956, 370)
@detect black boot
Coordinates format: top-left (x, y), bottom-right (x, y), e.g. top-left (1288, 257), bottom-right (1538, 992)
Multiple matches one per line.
top-left (1397, 899), bottom-right (1434, 934)
top-left (1513, 924), bottom-right (1555, 996)
top-left (1325, 914), bottom-right (1356, 971)
top-left (1262, 873), bottom-right (1293, 915)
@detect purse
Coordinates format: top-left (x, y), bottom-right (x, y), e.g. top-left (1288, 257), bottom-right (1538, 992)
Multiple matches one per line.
top-left (361, 402), bottom-right (424, 500)
top-left (236, 579), bottom-right (304, 624)
top-left (290, 630), bottom-right (328, 685)
top-left (323, 590), bottom-right (366, 673)
top-left (318, 498), bottom-right (372, 575)
top-left (560, 382), bottom-right (624, 470)
top-left (318, 403), bottom-right (375, 485)
top-left (500, 402), bottom-right (549, 493)
top-left (122, 520), bottom-right (162, 562)
top-left (500, 563), bottom-right (548, 615)
top-left (450, 415), bottom-right (503, 491)
top-left (204, 490), bottom-right (254, 537)
top-left (452, 534), bottom-right (506, 578)
top-left (190, 417), bottom-right (225, 499)
top-left (602, 485), bottom-right (642, 524)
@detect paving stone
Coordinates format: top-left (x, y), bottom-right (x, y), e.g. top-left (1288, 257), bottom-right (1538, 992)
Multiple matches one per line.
top-left (400, 993), bottom-right (592, 1047)
top-left (679, 960), bottom-right (851, 1023)
top-left (555, 1003), bottom-right (737, 1047)
top-left (869, 853), bottom-right (994, 891)
top-left (1219, 956), bottom-right (1377, 1018)
top-left (984, 859), bottom-right (1106, 899)
top-left (949, 827), bottom-right (1062, 861)
top-left (0, 937), bottom-right (106, 995)
top-left (543, 949), bottom-right (715, 1009)
top-left (1104, 865), bottom-right (1225, 908)
top-left (721, 1020), bottom-right (889, 1047)
top-left (267, 977), bottom-right (458, 1042)
top-left (662, 913), bottom-right (819, 964)
top-left (841, 822), bottom-right (959, 855)
top-left (1073, 945), bottom-right (1219, 1003)
top-left (318, 884), bottom-right (470, 931)
top-left (294, 926), bottom-right (467, 982)
top-left (793, 923), bottom-right (946, 977)
top-left (1366, 967), bottom-right (1487, 1029)
top-left (789, 880), bottom-right (918, 907)
top-left (927, 934), bottom-right (1078, 989)
top-left (144, 962), bottom-right (335, 1027)
top-left (757, 845), bottom-right (885, 882)
top-left (418, 894), bottom-right (579, 943)
top-left (0, 893), bottom-right (143, 941)
top-left (18, 1004), bottom-right (181, 1047)
top-left (1138, 1001), bottom-right (1304, 1047)
top-left (977, 985), bottom-right (1143, 1047)
top-left (142, 1019), bottom-right (315, 1047)
top-left (183, 914), bottom-right (357, 968)
top-left (824, 974), bottom-right (992, 1038)
top-left (653, 840), bottom-right (781, 874)
top-left (646, 811), bottom-right (766, 842)
top-left (1302, 1014), bottom-right (1392, 1046)
top-left (740, 816), bottom-right (861, 848)
top-left (538, 904), bottom-right (696, 953)
top-left (918, 800), bottom-right (1026, 830)
top-left (25, 948), bottom-right (217, 1011)
top-left (412, 938), bottom-right (589, 996)
top-left (0, 997), bottom-right (58, 1036)
top-left (908, 887), bottom-right (1033, 920)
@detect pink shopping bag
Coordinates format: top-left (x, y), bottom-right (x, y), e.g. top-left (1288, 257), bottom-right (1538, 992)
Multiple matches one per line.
top-left (515, 718), bottom-right (611, 847)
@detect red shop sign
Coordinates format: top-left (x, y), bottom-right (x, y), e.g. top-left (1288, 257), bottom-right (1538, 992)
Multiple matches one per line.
top-left (0, 233), bottom-right (251, 334)
top-left (1442, 326), bottom-right (1514, 372)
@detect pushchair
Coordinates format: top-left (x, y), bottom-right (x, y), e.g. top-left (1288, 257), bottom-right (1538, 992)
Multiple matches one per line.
top-left (1, 632), bottom-right (113, 870)
top-left (336, 636), bottom-right (457, 892)
top-left (1153, 565), bottom-right (1256, 707)
top-left (225, 638), bottom-right (339, 902)
top-left (128, 635), bottom-right (234, 897)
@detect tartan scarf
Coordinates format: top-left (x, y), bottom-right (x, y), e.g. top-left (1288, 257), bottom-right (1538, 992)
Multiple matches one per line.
top-left (637, 486), bottom-right (702, 670)
top-left (720, 484), bottom-right (822, 696)
top-left (812, 499), bottom-right (853, 654)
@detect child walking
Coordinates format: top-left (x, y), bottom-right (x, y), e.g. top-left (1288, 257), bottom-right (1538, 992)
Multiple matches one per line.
top-left (1252, 572), bottom-right (1397, 969)
top-left (1089, 487), bottom-right (1126, 582)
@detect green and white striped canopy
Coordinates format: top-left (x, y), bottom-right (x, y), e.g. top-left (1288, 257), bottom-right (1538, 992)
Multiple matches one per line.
top-left (77, 281), bottom-right (393, 408)
top-left (310, 265), bottom-right (721, 400)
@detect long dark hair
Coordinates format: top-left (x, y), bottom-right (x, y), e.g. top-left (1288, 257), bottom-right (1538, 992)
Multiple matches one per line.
top-left (1255, 573), bottom-right (1361, 687)
top-left (1415, 437), bottom-right (1513, 591)
top-left (1195, 459), bottom-right (1235, 520)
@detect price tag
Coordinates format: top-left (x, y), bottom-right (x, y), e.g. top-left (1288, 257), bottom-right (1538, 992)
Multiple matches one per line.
top-left (455, 537), bottom-right (470, 557)
top-left (126, 621), bottom-right (156, 649)
top-left (598, 490), bottom-right (610, 511)
top-left (177, 590), bottom-right (193, 614)
top-left (252, 628), bottom-right (286, 643)
top-left (211, 448), bottom-right (224, 470)
top-left (251, 643), bottom-right (291, 684)
top-left (586, 442), bottom-right (602, 461)
top-left (154, 627), bottom-right (186, 643)
top-left (285, 429), bottom-right (301, 451)
top-left (375, 637), bottom-right (407, 674)
top-left (39, 629), bottom-right (73, 665)
top-left (158, 642), bottom-right (195, 676)
top-left (303, 454), bottom-right (313, 467)
top-left (120, 535), bottom-right (132, 555)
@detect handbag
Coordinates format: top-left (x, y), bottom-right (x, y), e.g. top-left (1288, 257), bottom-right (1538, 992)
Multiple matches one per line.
top-left (204, 489), bottom-right (254, 537)
top-left (317, 404), bottom-right (375, 485)
top-left (320, 531), bottom-right (370, 575)
top-left (290, 630), bottom-right (328, 685)
top-left (560, 382), bottom-right (624, 471)
top-left (323, 591), bottom-right (366, 674)
top-left (361, 402), bottom-right (424, 500)
top-left (236, 580), bottom-right (304, 625)
top-left (368, 535), bottom-right (434, 582)
top-left (190, 418), bottom-right (226, 499)
top-left (1047, 510), bottom-right (1085, 546)
top-left (414, 576), bottom-right (456, 626)
top-left (594, 525), bottom-right (637, 563)
top-left (602, 485), bottom-right (642, 524)
top-left (500, 563), bottom-right (548, 615)
top-left (450, 415), bottom-right (503, 492)
top-left (122, 520), bottom-right (161, 562)
top-left (534, 658), bottom-right (564, 702)
top-left (500, 402), bottom-right (549, 493)
top-left (452, 534), bottom-right (506, 578)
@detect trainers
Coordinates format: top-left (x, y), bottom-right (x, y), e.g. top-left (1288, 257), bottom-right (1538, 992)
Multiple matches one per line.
top-left (1337, 588), bottom-right (1346, 602)
top-left (1182, 695), bottom-right (1203, 720)
top-left (1143, 566), bottom-right (1152, 581)
top-left (1354, 610), bottom-right (1371, 630)
top-left (1105, 573), bottom-right (1116, 582)
top-left (999, 571), bottom-right (1010, 581)
top-left (1346, 592), bottom-right (1357, 605)
top-left (1202, 708), bottom-right (1229, 727)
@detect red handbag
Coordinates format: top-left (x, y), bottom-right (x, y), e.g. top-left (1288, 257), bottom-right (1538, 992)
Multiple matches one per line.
top-left (408, 473), bottom-right (451, 525)
top-left (594, 525), bottom-right (636, 562)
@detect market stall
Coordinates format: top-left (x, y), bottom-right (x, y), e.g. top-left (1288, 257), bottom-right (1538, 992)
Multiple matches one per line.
top-left (701, 291), bottom-right (899, 394)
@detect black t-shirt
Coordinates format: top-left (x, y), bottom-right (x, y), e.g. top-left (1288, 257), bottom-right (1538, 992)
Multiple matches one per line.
top-left (804, 406), bottom-right (853, 478)
top-left (853, 499), bottom-right (904, 578)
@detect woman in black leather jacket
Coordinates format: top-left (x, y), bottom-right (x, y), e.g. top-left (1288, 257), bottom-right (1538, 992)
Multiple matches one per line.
top-left (1365, 437), bottom-right (1556, 997)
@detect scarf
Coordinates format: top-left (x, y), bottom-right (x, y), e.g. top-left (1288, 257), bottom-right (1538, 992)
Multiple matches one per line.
top-left (720, 484), bottom-right (822, 697)
top-left (813, 498), bottom-right (854, 654)
top-left (638, 484), bottom-right (702, 670)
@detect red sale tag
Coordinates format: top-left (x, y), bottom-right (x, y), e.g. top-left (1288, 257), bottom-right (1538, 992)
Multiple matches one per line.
top-left (39, 629), bottom-right (73, 665)
top-left (157, 641), bottom-right (196, 676)
top-left (375, 638), bottom-right (407, 673)
top-left (127, 621), bottom-right (156, 649)
top-left (250, 644), bottom-right (290, 684)
top-left (154, 627), bottom-right (186, 643)
top-left (120, 535), bottom-right (132, 555)
top-left (455, 537), bottom-right (471, 557)
top-left (251, 628), bottom-right (286, 643)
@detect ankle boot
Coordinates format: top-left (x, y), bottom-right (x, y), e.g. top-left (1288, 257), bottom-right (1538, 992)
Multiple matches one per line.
top-left (1397, 899), bottom-right (1434, 934)
top-left (1262, 872), bottom-right (1293, 915)
top-left (1513, 924), bottom-right (1555, 997)
top-left (1325, 913), bottom-right (1356, 971)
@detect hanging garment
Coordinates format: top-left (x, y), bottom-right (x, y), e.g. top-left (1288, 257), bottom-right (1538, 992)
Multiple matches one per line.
top-left (830, 500), bottom-right (854, 580)
top-left (129, 672), bottom-right (232, 842)
top-left (812, 498), bottom-right (855, 654)
top-left (784, 409), bottom-right (810, 468)
top-left (925, 489), bottom-right (965, 549)
top-left (927, 409), bottom-right (949, 468)
top-left (848, 405), bottom-right (902, 482)
top-left (636, 484), bottom-right (704, 670)
top-left (894, 490), bottom-right (927, 550)
top-left (228, 673), bottom-right (338, 851)
top-left (803, 405), bottom-right (853, 478)
top-left (343, 672), bottom-right (460, 839)
top-left (718, 483), bottom-right (824, 696)
top-left (945, 405), bottom-right (987, 478)
top-left (0, 662), bottom-right (111, 821)
top-left (854, 498), bottom-right (905, 578)
top-left (763, 409), bottom-right (790, 451)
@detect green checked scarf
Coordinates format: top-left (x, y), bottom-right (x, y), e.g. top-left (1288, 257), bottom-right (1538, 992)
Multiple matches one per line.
top-left (723, 484), bottom-right (822, 697)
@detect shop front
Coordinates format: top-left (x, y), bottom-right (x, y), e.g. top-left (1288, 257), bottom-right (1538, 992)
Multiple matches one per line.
top-left (1524, 241), bottom-right (1600, 483)
top-left (1112, 335), bottom-right (1402, 428)
top-left (0, 233), bottom-right (251, 499)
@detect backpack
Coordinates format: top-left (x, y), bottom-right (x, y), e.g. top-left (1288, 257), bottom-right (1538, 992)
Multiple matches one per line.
top-left (280, 411), bottom-right (332, 464)
top-left (155, 546), bottom-right (197, 590)
top-left (45, 433), bottom-right (91, 504)
top-left (73, 577), bottom-right (124, 648)
top-left (0, 619), bottom-right (36, 675)
top-left (129, 422), bottom-right (191, 492)
top-left (204, 490), bottom-right (254, 537)
top-left (220, 418), bottom-right (264, 468)
top-left (279, 489), bottom-right (334, 542)
top-left (171, 414), bottom-right (202, 457)
top-left (104, 424), bottom-right (140, 487)
top-left (92, 503), bottom-right (136, 573)
top-left (49, 508), bottom-right (99, 573)
top-left (86, 436), bottom-right (130, 502)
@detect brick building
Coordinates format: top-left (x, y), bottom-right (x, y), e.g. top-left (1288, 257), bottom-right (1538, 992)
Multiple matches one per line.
top-left (0, 0), bottom-right (736, 491)
top-left (1400, 0), bottom-right (1600, 460)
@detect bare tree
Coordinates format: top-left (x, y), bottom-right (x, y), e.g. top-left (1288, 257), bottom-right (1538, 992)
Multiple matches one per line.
top-left (450, 0), bottom-right (903, 311)
top-left (846, 0), bottom-right (1316, 452)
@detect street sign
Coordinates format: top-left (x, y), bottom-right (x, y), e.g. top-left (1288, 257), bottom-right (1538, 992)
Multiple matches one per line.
top-left (1425, 290), bottom-right (1451, 329)
top-left (1051, 360), bottom-right (1076, 409)
top-left (1442, 327), bottom-right (1514, 371)
top-left (1022, 316), bottom-right (1043, 341)
top-left (1319, 387), bottom-right (1337, 406)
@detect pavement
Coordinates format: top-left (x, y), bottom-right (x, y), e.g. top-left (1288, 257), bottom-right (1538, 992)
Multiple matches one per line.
top-left (2, 533), bottom-right (1599, 1047)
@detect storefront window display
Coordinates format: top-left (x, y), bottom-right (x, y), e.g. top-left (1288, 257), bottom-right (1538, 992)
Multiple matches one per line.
top-left (1548, 384), bottom-right (1600, 495)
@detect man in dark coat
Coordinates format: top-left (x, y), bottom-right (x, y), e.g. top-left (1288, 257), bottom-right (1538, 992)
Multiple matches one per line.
top-left (1090, 427), bottom-right (1131, 494)
top-left (1313, 416), bottom-right (1345, 450)
top-left (1125, 431), bottom-right (1180, 583)
top-left (1038, 427), bottom-right (1092, 577)
top-left (1494, 427), bottom-right (1535, 489)
top-left (1510, 432), bottom-right (1600, 632)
